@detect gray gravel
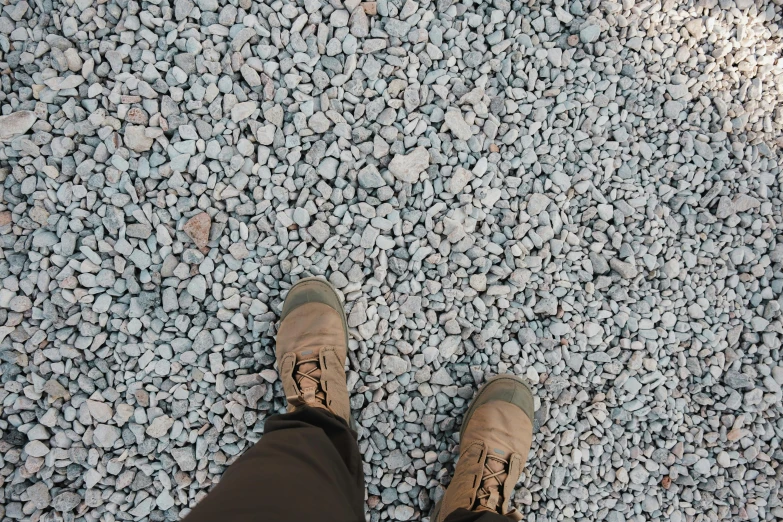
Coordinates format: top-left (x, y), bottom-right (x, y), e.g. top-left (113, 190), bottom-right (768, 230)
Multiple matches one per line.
top-left (2, 0), bottom-right (783, 521)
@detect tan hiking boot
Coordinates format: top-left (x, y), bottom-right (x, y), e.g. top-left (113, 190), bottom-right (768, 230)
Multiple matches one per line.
top-left (276, 277), bottom-right (351, 424)
top-left (432, 375), bottom-right (534, 522)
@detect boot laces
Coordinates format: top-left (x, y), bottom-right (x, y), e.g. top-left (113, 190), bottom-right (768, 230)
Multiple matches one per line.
top-left (475, 453), bottom-right (522, 520)
top-left (287, 354), bottom-right (327, 408)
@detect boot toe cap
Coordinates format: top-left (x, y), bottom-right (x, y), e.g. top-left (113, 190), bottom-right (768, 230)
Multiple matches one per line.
top-left (461, 375), bottom-right (534, 439)
top-left (281, 277), bottom-right (344, 321)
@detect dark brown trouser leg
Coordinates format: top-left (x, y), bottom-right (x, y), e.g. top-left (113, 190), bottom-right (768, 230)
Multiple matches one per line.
top-left (444, 508), bottom-right (515, 522)
top-left (182, 406), bottom-right (365, 522)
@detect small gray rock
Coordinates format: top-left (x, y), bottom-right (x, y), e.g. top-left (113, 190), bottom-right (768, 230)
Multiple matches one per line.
top-left (171, 446), bottom-right (197, 471)
top-left (580, 24), bottom-right (601, 43)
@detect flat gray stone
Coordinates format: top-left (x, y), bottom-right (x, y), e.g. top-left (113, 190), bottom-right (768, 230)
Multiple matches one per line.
top-left (0, 111), bottom-right (36, 142)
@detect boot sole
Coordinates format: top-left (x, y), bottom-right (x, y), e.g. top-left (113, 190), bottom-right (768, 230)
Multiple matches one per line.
top-left (431, 499), bottom-right (442, 521)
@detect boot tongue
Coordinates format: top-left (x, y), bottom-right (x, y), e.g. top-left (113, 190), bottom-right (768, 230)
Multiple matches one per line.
top-left (475, 453), bottom-right (509, 513)
top-left (294, 356), bottom-right (326, 405)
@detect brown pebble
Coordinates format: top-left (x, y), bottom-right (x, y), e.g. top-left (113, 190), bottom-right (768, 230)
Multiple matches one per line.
top-left (126, 107), bottom-right (149, 125)
top-left (175, 471), bottom-right (193, 488)
top-left (44, 379), bottom-right (70, 401)
top-left (727, 428), bottom-right (744, 441)
top-left (184, 212), bottom-right (212, 251)
top-left (362, 2), bottom-right (377, 15)
top-left (134, 388), bottom-right (150, 407)
top-left (568, 34), bottom-right (579, 46)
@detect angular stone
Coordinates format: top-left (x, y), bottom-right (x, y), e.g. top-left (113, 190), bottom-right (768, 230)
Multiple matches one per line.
top-left (715, 194), bottom-right (760, 218)
top-left (580, 24), bottom-right (600, 43)
top-left (264, 105), bottom-right (284, 127)
top-left (171, 446), bottom-right (197, 471)
top-left (257, 124), bottom-right (276, 145)
top-left (87, 400), bottom-right (113, 423)
top-left (231, 101), bottom-right (257, 122)
top-left (309, 112), bottom-right (331, 133)
top-left (146, 415), bottom-right (174, 438)
top-left (193, 330), bottom-right (215, 354)
top-left (157, 490), bottom-right (176, 510)
top-left (27, 482), bottom-right (51, 510)
top-left (240, 64), bottom-right (262, 87)
top-left (610, 258), bottom-right (638, 279)
top-left (448, 167), bottom-right (473, 194)
top-left (663, 100), bottom-right (683, 119)
top-left (44, 379), bottom-right (70, 401)
top-left (388, 147), bottom-right (429, 183)
top-left (308, 220), bottom-right (331, 243)
top-left (350, 5), bottom-right (370, 37)
top-left (444, 110), bottom-right (473, 140)
top-left (330, 9), bottom-right (349, 27)
top-left (732, 194), bottom-right (760, 213)
top-left (9, 295), bottom-right (32, 312)
top-left (590, 252), bottom-right (610, 274)
top-left (0, 111), bottom-right (36, 142)
top-left (527, 194), bottom-right (551, 215)
top-left (52, 492), bottom-right (82, 512)
top-left (175, 0), bottom-right (194, 21)
top-left (724, 370), bottom-right (753, 389)
top-left (667, 83), bottom-right (688, 100)
top-left (187, 275), bottom-right (207, 300)
top-left (93, 424), bottom-right (121, 448)
top-left (394, 505), bottom-right (415, 521)
top-left (124, 125), bottom-right (154, 152)
top-left (384, 355), bottom-right (409, 376)
top-left (693, 140), bottom-right (713, 160)
top-left (44, 75), bottom-right (85, 91)
top-left (358, 165), bottom-right (385, 188)
top-left (184, 212), bottom-right (211, 250)
top-left (25, 440), bottom-right (50, 457)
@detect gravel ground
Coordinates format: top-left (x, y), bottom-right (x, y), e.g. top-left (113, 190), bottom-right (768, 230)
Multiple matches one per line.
top-left (1, 0), bottom-right (783, 520)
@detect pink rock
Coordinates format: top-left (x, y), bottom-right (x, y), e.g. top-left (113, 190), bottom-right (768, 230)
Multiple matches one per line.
top-left (183, 212), bottom-right (211, 251)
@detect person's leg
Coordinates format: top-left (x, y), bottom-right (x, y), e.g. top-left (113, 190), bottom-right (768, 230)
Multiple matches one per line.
top-left (183, 278), bottom-right (362, 522)
top-left (182, 406), bottom-right (364, 522)
top-left (432, 375), bottom-right (535, 522)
